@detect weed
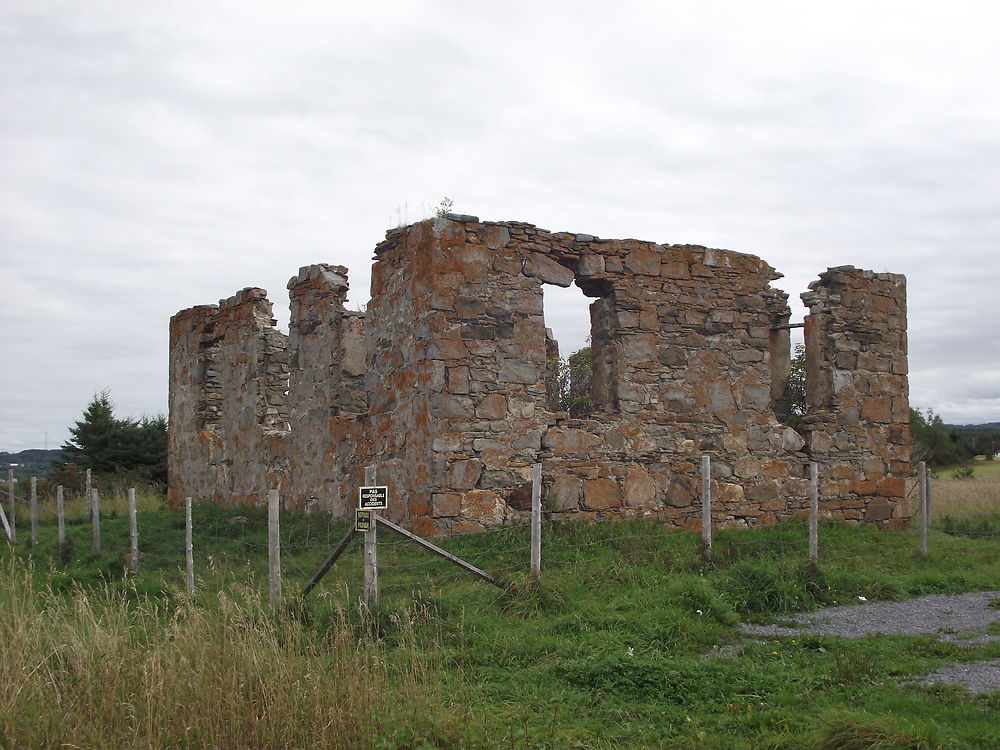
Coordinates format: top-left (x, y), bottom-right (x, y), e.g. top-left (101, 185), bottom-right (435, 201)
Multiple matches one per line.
top-left (814, 711), bottom-right (934, 749)
top-left (724, 559), bottom-right (801, 616)
top-left (670, 576), bottom-right (738, 626)
top-left (435, 196), bottom-right (454, 217)
top-left (555, 653), bottom-right (734, 704)
top-left (55, 537), bottom-right (75, 566)
top-left (495, 575), bottom-right (565, 616)
top-left (832, 650), bottom-right (881, 686)
top-left (941, 514), bottom-right (1000, 538)
top-left (952, 465), bottom-right (976, 480)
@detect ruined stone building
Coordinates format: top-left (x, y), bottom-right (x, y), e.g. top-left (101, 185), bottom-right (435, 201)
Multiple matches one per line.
top-left (168, 215), bottom-right (911, 535)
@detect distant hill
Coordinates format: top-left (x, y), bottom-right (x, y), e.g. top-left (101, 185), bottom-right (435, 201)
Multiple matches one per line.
top-left (0, 449), bottom-right (62, 480)
top-left (944, 423), bottom-right (1000, 457)
top-left (947, 422), bottom-right (1000, 433)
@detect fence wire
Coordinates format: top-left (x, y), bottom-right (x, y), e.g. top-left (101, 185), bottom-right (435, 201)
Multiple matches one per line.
top-left (3, 481), bottom-right (998, 614)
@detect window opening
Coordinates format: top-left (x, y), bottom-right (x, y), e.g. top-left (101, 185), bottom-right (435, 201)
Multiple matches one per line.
top-left (541, 282), bottom-right (593, 416)
top-left (772, 321), bottom-right (806, 427)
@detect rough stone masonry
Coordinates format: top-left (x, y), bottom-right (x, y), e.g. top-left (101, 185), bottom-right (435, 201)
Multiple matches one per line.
top-left (168, 215), bottom-right (911, 535)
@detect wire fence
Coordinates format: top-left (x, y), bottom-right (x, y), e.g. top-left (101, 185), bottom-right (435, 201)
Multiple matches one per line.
top-left (3, 461), bottom-right (998, 614)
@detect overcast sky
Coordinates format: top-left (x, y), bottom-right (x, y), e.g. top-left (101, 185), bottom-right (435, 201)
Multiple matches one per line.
top-left (2, 0), bottom-right (999, 452)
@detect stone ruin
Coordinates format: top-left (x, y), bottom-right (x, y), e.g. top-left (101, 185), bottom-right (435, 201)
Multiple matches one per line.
top-left (168, 214), bottom-right (912, 535)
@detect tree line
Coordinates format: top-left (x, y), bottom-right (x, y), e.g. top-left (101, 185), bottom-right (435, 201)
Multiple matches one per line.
top-left (909, 409), bottom-right (988, 468)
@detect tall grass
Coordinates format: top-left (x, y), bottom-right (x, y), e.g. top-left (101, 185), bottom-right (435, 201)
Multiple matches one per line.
top-left (0, 560), bottom-right (463, 749)
top-left (4, 493), bottom-right (999, 748)
top-left (930, 465), bottom-right (1000, 522)
top-left (28, 485), bottom-right (166, 522)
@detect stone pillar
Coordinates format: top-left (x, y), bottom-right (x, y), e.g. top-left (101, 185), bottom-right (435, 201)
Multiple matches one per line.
top-left (801, 266), bottom-right (910, 526)
top-left (168, 288), bottom-right (289, 506)
top-left (367, 217), bottom-right (551, 534)
top-left (285, 265), bottom-right (368, 512)
top-left (168, 304), bottom-right (221, 506)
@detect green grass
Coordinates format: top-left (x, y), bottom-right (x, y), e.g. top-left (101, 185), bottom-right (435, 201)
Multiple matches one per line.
top-left (2, 496), bottom-right (999, 749)
top-left (926, 460), bottom-right (1000, 536)
top-left (966, 457), bottom-right (1000, 479)
top-left (935, 455), bottom-right (1000, 480)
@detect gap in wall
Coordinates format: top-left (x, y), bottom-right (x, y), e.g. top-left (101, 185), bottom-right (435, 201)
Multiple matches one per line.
top-left (541, 282), bottom-right (592, 361)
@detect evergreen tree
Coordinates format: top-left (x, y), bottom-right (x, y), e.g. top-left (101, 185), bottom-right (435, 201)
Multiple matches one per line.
top-left (123, 415), bottom-right (168, 481)
top-left (59, 390), bottom-right (167, 483)
top-left (60, 390), bottom-right (125, 473)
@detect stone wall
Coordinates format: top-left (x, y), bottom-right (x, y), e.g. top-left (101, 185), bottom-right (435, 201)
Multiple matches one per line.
top-left (167, 288), bottom-right (289, 506)
top-left (800, 266), bottom-right (911, 526)
top-left (168, 215), bottom-right (911, 531)
top-left (284, 264), bottom-right (368, 512)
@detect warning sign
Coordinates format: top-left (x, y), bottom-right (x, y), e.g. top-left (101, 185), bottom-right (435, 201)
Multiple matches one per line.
top-left (358, 485), bottom-right (388, 510)
top-left (355, 509), bottom-right (373, 532)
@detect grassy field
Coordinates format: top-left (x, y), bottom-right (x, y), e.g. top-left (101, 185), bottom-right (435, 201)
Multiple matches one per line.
top-left (936, 455), bottom-right (1000, 503)
top-left (1, 479), bottom-right (998, 749)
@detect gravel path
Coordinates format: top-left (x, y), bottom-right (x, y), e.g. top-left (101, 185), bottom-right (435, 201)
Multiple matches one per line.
top-left (918, 659), bottom-right (1000, 695)
top-left (739, 591), bottom-right (1000, 694)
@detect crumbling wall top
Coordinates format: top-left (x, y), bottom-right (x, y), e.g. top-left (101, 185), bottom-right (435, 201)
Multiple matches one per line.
top-left (375, 214), bottom-right (782, 286)
top-left (169, 214), bottom-right (911, 532)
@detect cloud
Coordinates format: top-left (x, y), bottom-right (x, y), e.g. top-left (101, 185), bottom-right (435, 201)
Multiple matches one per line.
top-left (2, 0), bottom-right (999, 450)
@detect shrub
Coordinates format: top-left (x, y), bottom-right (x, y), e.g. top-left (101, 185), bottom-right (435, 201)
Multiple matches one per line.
top-left (952, 464), bottom-right (976, 480)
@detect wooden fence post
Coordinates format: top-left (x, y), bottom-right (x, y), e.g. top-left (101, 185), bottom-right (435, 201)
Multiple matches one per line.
top-left (0, 468), bottom-right (11, 542)
top-left (7, 467), bottom-right (14, 543)
top-left (701, 456), bottom-right (712, 562)
top-left (30, 477), bottom-right (38, 548)
top-left (91, 489), bottom-right (101, 554)
top-left (128, 488), bottom-right (139, 572)
top-left (530, 462), bottom-right (542, 579)
top-left (84, 468), bottom-right (92, 517)
top-left (268, 489), bottom-right (281, 609)
top-left (918, 461), bottom-right (928, 558)
top-left (363, 466), bottom-right (378, 610)
top-left (185, 497), bottom-right (195, 595)
top-left (808, 462), bottom-right (819, 563)
top-left (57, 485), bottom-right (65, 545)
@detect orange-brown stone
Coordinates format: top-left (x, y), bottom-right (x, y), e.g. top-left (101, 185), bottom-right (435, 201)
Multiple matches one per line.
top-left (584, 478), bottom-right (622, 510)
